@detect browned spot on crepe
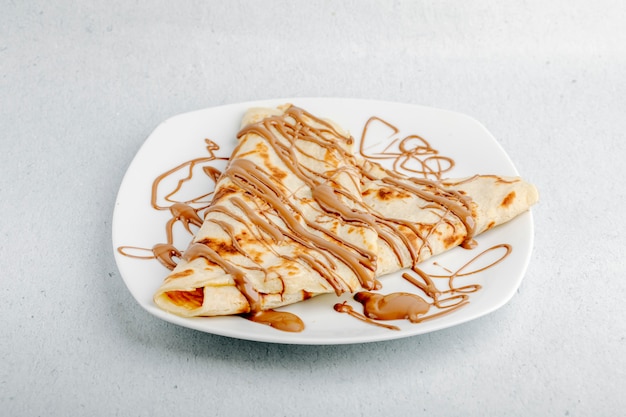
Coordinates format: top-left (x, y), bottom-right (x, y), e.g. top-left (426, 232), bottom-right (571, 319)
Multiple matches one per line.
top-left (165, 288), bottom-right (204, 308)
top-left (501, 191), bottom-right (516, 208)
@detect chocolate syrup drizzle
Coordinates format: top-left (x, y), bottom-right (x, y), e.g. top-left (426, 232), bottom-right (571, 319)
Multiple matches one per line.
top-left (118, 107), bottom-right (513, 333)
top-left (334, 244), bottom-right (511, 330)
top-left (117, 139), bottom-right (227, 269)
top-left (359, 116), bottom-right (454, 180)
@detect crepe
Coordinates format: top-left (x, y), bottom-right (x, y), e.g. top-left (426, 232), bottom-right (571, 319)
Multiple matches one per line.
top-left (153, 105), bottom-right (538, 318)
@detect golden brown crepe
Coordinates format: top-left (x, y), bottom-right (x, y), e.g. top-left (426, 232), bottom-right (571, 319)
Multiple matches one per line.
top-left (153, 105), bottom-right (538, 318)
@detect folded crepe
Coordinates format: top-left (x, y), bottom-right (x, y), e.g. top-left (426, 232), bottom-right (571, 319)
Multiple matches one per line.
top-left (154, 105), bottom-right (538, 318)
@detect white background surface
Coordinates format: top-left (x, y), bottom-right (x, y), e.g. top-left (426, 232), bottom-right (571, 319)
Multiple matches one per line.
top-left (1, 1), bottom-right (624, 416)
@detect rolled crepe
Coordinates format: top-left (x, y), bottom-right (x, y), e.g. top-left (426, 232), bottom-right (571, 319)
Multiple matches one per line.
top-left (154, 105), bottom-right (538, 317)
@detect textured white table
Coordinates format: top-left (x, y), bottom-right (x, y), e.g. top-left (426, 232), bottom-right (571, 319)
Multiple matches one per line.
top-left (2, 1), bottom-right (625, 416)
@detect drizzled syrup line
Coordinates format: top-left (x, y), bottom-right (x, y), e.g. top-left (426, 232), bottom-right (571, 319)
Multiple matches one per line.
top-left (424, 244), bottom-right (512, 281)
top-left (405, 244), bottom-right (511, 313)
top-left (359, 117), bottom-right (454, 180)
top-left (118, 139), bottom-right (227, 268)
top-left (151, 139), bottom-right (227, 210)
top-left (337, 243), bottom-right (512, 329)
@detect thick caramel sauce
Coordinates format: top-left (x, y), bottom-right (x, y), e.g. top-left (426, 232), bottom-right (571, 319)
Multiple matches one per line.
top-left (359, 116), bottom-right (455, 180)
top-left (247, 310), bottom-right (305, 333)
top-left (334, 244), bottom-right (512, 328)
top-left (117, 138), bottom-right (227, 269)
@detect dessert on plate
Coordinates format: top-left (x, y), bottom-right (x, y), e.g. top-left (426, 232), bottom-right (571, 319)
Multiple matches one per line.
top-left (152, 105), bottom-right (539, 328)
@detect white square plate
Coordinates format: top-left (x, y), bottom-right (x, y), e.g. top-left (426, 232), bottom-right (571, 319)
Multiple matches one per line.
top-left (112, 98), bottom-right (535, 344)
